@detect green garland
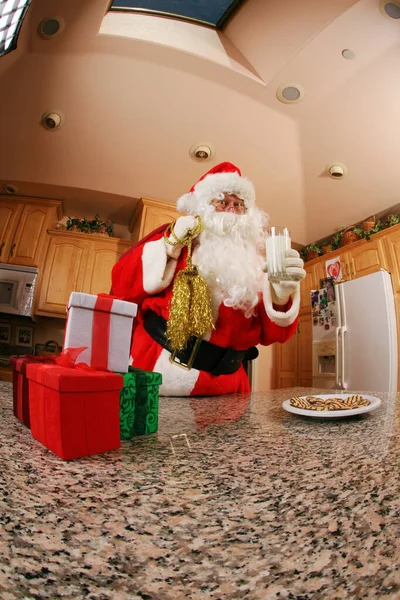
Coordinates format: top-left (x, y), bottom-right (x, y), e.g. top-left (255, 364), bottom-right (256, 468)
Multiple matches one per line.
top-left (66, 213), bottom-right (115, 236)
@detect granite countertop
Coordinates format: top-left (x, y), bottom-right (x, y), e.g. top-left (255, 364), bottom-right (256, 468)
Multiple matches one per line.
top-left (1, 382), bottom-right (400, 600)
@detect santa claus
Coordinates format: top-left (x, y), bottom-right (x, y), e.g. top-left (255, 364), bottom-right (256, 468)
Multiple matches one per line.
top-left (111, 162), bottom-right (305, 396)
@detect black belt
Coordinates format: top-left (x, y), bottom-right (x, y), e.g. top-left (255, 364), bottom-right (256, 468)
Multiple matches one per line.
top-left (143, 311), bottom-right (259, 376)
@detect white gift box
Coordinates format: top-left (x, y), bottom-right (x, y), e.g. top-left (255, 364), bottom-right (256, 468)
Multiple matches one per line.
top-left (64, 292), bottom-right (137, 373)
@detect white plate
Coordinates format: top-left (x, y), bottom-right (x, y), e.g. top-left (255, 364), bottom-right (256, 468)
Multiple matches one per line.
top-left (282, 394), bottom-right (381, 419)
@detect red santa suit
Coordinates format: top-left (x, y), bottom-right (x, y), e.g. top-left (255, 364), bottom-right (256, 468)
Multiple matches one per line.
top-left (111, 162), bottom-right (301, 397)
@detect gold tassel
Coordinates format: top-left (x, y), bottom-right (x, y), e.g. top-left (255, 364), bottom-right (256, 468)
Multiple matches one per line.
top-left (165, 217), bottom-right (215, 351)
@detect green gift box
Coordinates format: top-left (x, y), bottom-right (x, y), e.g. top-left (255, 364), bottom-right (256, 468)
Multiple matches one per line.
top-left (118, 367), bottom-right (162, 439)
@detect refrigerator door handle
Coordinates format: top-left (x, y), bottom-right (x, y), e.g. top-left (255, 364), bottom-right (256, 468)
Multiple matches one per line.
top-left (341, 326), bottom-right (348, 390)
top-left (335, 327), bottom-right (342, 388)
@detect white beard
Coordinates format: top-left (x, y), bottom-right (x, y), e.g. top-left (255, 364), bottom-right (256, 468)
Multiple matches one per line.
top-left (192, 206), bottom-right (268, 318)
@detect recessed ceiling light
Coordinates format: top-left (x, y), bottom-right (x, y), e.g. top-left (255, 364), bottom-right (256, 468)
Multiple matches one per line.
top-left (326, 163), bottom-right (348, 179)
top-left (40, 110), bottom-right (65, 131)
top-left (38, 16), bottom-right (65, 39)
top-left (189, 143), bottom-right (215, 162)
top-left (276, 84), bottom-right (304, 104)
top-left (3, 184), bottom-right (18, 194)
top-left (379, 0), bottom-right (400, 19)
top-left (342, 49), bottom-right (355, 60)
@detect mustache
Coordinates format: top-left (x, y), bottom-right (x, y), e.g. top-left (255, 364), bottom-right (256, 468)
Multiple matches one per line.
top-left (202, 211), bottom-right (266, 250)
top-left (205, 211), bottom-right (239, 234)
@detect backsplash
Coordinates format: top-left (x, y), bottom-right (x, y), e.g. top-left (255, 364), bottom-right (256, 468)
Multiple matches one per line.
top-left (0, 343), bottom-right (34, 364)
top-left (0, 313), bottom-right (65, 360)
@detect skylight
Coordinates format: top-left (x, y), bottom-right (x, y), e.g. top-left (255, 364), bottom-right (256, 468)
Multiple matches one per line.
top-left (0, 0), bottom-right (32, 57)
top-left (109, 0), bottom-right (244, 29)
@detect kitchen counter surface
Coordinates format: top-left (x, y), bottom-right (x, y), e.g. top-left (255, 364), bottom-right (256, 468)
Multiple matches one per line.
top-left (1, 382), bottom-right (400, 600)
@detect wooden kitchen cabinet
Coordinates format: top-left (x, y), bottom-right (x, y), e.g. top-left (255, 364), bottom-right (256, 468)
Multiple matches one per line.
top-left (381, 226), bottom-right (400, 390)
top-left (300, 258), bottom-right (336, 314)
top-left (274, 225), bottom-right (395, 390)
top-left (299, 263), bottom-right (314, 313)
top-left (0, 197), bottom-right (61, 267)
top-left (274, 313), bottom-right (312, 388)
top-left (299, 236), bottom-right (388, 311)
top-left (83, 239), bottom-right (132, 296)
top-left (0, 202), bottom-right (23, 262)
top-left (297, 313), bottom-right (313, 386)
top-left (129, 197), bottom-right (180, 241)
top-left (36, 233), bottom-right (90, 316)
top-left (36, 230), bottom-right (132, 317)
top-left (305, 236), bottom-right (387, 285)
top-left (347, 237), bottom-right (387, 279)
top-left (382, 226), bottom-right (400, 294)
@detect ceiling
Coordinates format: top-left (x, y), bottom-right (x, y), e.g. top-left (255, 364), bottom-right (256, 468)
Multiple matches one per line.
top-left (0, 0), bottom-right (399, 244)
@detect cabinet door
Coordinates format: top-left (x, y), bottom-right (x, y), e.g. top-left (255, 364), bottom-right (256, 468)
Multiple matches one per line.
top-left (0, 202), bottom-right (23, 262)
top-left (348, 238), bottom-right (387, 280)
top-left (297, 314), bottom-right (312, 386)
top-left (140, 204), bottom-right (179, 239)
top-left (318, 250), bottom-right (352, 281)
top-left (36, 236), bottom-right (89, 316)
top-left (274, 328), bottom-right (297, 388)
top-left (83, 240), bottom-right (132, 296)
top-left (382, 227), bottom-right (400, 294)
top-left (299, 263), bottom-right (314, 313)
top-left (8, 204), bottom-right (50, 266)
top-left (274, 315), bottom-right (312, 389)
top-left (312, 259), bottom-right (328, 287)
top-left (394, 293), bottom-right (400, 391)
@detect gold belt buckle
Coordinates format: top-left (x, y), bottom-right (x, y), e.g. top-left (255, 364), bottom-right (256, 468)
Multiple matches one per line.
top-left (169, 337), bottom-right (202, 370)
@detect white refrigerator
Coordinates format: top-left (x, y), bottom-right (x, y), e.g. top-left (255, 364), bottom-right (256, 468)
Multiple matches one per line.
top-left (311, 270), bottom-right (398, 393)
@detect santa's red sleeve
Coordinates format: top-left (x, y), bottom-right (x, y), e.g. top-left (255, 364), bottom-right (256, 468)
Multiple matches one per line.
top-left (111, 223), bottom-right (179, 305)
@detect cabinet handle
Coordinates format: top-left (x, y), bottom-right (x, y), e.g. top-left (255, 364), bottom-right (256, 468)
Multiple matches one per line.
top-left (0, 242), bottom-right (4, 257)
top-left (350, 263), bottom-right (355, 276)
top-left (10, 243), bottom-right (16, 258)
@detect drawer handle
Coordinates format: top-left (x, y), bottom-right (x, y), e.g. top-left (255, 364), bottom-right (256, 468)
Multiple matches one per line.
top-left (0, 242), bottom-right (4, 256)
top-left (10, 243), bottom-right (16, 258)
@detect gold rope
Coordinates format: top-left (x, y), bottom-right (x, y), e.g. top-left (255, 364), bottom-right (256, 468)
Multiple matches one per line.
top-left (164, 216), bottom-right (215, 351)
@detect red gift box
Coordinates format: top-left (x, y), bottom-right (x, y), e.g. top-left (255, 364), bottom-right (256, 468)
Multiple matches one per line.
top-left (9, 355), bottom-right (39, 428)
top-left (26, 363), bottom-right (124, 460)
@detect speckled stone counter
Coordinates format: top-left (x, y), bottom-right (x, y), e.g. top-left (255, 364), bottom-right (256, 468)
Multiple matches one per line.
top-left (1, 382), bottom-right (400, 600)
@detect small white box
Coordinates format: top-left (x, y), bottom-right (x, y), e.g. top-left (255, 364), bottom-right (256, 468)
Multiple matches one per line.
top-left (64, 292), bottom-right (137, 373)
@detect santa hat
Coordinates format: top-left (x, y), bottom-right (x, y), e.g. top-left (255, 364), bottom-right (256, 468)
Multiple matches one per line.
top-left (177, 162), bottom-right (256, 215)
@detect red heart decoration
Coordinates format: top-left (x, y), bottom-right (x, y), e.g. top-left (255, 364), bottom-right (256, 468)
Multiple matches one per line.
top-left (327, 261), bottom-right (340, 280)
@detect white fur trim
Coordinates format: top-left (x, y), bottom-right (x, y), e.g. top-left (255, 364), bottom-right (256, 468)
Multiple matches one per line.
top-left (142, 238), bottom-right (177, 294)
top-left (177, 171), bottom-right (255, 215)
top-left (154, 348), bottom-right (200, 396)
top-left (165, 241), bottom-right (183, 259)
top-left (263, 276), bottom-right (300, 327)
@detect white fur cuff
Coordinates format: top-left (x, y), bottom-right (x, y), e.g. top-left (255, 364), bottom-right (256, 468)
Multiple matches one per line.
top-left (142, 237), bottom-right (177, 294)
top-left (165, 239), bottom-right (183, 259)
top-left (263, 276), bottom-right (300, 327)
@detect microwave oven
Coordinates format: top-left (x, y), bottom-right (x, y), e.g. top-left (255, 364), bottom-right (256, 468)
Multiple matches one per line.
top-left (0, 263), bottom-right (38, 317)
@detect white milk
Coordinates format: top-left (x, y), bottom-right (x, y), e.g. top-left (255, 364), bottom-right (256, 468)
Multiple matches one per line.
top-left (265, 227), bottom-right (291, 282)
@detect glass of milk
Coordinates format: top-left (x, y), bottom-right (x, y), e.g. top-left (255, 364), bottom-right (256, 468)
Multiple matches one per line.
top-left (265, 226), bottom-right (293, 282)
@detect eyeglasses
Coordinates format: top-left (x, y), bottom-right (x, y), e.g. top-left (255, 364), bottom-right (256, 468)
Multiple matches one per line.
top-left (211, 194), bottom-right (246, 214)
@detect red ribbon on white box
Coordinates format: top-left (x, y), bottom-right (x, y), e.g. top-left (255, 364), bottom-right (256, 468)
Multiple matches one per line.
top-left (91, 294), bottom-right (114, 371)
